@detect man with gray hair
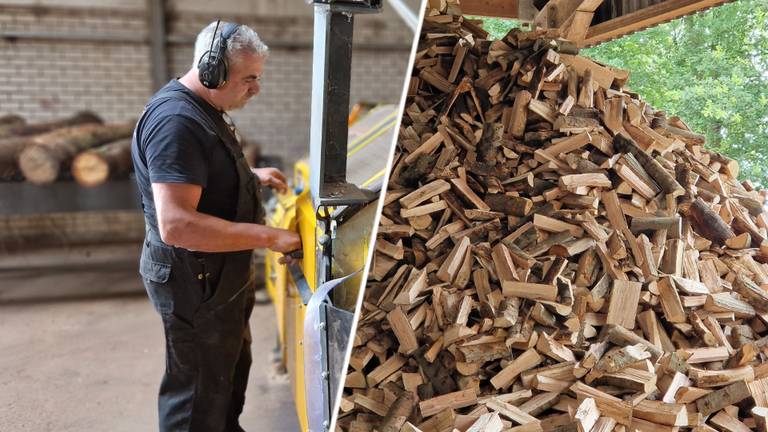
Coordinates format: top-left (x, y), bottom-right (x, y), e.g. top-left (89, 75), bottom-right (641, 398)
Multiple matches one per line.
top-left (131, 21), bottom-right (301, 432)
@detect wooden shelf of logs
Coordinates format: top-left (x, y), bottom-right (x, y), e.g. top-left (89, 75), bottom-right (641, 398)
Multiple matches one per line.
top-left (336, 2), bottom-right (768, 432)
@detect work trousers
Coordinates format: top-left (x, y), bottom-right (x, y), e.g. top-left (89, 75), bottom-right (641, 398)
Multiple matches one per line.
top-left (141, 239), bottom-right (255, 432)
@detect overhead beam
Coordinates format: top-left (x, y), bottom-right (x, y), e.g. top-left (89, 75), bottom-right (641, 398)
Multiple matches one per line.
top-left (584, 0), bottom-right (734, 46)
top-left (460, 0), bottom-right (520, 18)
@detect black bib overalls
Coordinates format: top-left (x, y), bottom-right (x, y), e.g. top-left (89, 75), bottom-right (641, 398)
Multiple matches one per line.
top-left (136, 86), bottom-right (265, 432)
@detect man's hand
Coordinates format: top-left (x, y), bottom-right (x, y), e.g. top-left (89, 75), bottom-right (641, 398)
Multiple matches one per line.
top-left (252, 167), bottom-right (288, 193)
top-left (270, 228), bottom-right (301, 254)
top-left (278, 250), bottom-right (302, 265)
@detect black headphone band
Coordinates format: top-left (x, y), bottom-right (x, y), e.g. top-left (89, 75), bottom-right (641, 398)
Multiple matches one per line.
top-left (198, 21), bottom-right (241, 89)
top-left (220, 23), bottom-right (240, 43)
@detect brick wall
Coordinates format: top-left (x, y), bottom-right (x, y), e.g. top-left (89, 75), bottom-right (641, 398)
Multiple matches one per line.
top-left (0, 6), bottom-right (150, 123)
top-left (0, 2), bottom-right (415, 164)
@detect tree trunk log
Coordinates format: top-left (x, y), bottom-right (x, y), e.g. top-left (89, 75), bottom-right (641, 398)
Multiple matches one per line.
top-left (72, 138), bottom-right (133, 187)
top-left (0, 115), bottom-right (26, 136)
top-left (18, 123), bottom-right (133, 184)
top-left (0, 111), bottom-right (100, 139)
top-left (0, 112), bottom-right (103, 180)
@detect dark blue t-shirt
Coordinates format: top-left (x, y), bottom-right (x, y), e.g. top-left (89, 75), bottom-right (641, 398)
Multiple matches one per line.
top-left (131, 80), bottom-right (239, 236)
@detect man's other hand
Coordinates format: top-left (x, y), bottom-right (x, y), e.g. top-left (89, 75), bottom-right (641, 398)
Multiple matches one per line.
top-left (252, 167), bottom-right (288, 192)
top-left (270, 228), bottom-right (301, 254)
top-left (278, 254), bottom-right (300, 265)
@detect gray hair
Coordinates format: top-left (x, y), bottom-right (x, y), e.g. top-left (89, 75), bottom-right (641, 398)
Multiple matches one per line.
top-left (192, 21), bottom-right (269, 69)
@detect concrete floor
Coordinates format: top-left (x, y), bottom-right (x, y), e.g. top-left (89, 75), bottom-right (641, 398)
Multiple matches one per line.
top-left (0, 264), bottom-right (300, 432)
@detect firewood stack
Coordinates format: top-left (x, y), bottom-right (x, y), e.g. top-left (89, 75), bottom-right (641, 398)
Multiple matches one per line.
top-left (337, 3), bottom-right (768, 432)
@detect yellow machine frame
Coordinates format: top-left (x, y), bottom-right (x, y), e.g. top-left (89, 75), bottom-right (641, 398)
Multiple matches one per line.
top-left (265, 105), bottom-right (397, 431)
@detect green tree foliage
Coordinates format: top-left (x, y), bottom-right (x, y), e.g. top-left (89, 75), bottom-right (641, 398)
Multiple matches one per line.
top-left (481, 1), bottom-right (768, 186)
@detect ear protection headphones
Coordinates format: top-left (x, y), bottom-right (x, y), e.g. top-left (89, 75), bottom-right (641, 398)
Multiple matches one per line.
top-left (198, 21), bottom-right (241, 89)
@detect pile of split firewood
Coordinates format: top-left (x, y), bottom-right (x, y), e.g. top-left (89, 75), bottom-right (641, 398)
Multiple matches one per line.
top-left (337, 4), bottom-right (768, 432)
top-left (0, 112), bottom-right (134, 187)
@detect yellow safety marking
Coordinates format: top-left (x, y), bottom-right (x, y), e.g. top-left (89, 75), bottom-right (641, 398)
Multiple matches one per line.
top-left (347, 119), bottom-right (397, 158)
top-left (346, 110), bottom-right (398, 157)
top-left (362, 167), bottom-right (386, 188)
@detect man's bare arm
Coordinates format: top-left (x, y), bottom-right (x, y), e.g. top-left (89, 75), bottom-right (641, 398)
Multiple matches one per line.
top-left (152, 182), bottom-right (300, 253)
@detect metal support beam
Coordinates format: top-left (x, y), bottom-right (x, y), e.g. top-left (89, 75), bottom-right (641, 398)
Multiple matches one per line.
top-left (309, 1), bottom-right (381, 209)
top-left (147, 0), bottom-right (168, 91)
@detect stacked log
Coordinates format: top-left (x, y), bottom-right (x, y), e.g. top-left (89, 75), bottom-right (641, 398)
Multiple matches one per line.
top-left (0, 111), bottom-right (101, 140)
top-left (0, 112), bottom-right (104, 180)
top-left (18, 122), bottom-right (134, 184)
top-left (337, 3), bottom-right (768, 432)
top-left (71, 138), bottom-right (133, 187)
top-left (0, 111), bottom-right (136, 184)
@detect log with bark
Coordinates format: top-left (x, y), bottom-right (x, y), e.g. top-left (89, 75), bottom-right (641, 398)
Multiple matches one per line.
top-left (0, 111), bottom-right (102, 179)
top-left (71, 138), bottom-right (133, 187)
top-left (337, 2), bottom-right (768, 431)
top-left (18, 122), bottom-right (133, 184)
top-left (0, 114), bottom-right (26, 136)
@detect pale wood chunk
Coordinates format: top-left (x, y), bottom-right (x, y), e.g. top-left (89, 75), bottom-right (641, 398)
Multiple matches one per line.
top-left (399, 179), bottom-right (451, 209)
top-left (490, 348), bottom-right (543, 390)
top-left (633, 399), bottom-right (688, 426)
top-left (387, 307), bottom-right (420, 355)
top-left (574, 398), bottom-right (600, 432)
top-left (606, 280), bottom-right (642, 329)
top-left (502, 282), bottom-right (558, 302)
top-left (486, 397), bottom-right (539, 425)
top-left (419, 389), bottom-right (478, 417)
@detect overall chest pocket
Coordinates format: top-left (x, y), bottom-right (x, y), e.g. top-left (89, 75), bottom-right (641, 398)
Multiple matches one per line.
top-left (139, 240), bottom-right (178, 315)
top-left (139, 258), bottom-right (171, 283)
top-left (139, 240), bottom-right (174, 283)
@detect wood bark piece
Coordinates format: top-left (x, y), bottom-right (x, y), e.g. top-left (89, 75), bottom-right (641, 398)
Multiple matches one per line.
top-left (682, 198), bottom-right (736, 245)
top-left (696, 381), bottom-right (752, 417)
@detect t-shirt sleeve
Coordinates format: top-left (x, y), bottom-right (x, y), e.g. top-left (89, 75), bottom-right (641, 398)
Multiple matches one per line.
top-left (144, 115), bottom-right (209, 187)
